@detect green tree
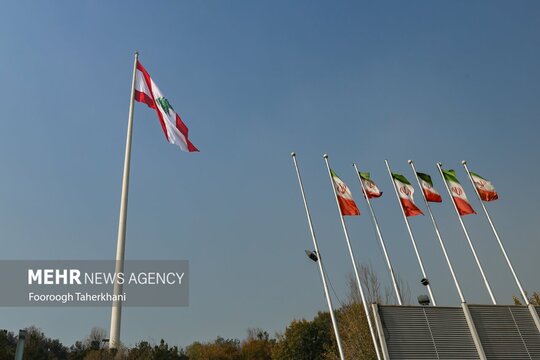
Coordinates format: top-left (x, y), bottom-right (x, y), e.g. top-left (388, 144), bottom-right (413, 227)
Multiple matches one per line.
top-left (241, 329), bottom-right (274, 360)
top-left (23, 326), bottom-right (68, 360)
top-left (68, 341), bottom-right (87, 360)
top-left (271, 312), bottom-right (334, 360)
top-left (0, 330), bottom-right (17, 360)
top-left (186, 337), bottom-right (241, 360)
top-left (513, 291), bottom-right (540, 305)
top-left (153, 339), bottom-right (188, 360)
top-left (126, 341), bottom-right (153, 359)
top-left (322, 303), bottom-right (376, 360)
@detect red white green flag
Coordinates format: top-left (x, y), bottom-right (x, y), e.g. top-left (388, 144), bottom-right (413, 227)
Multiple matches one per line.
top-left (359, 172), bottom-right (382, 199)
top-left (392, 173), bottom-right (423, 217)
top-left (470, 171), bottom-right (499, 202)
top-left (417, 172), bottom-right (442, 202)
top-left (442, 169), bottom-right (476, 216)
top-left (134, 61), bottom-right (199, 152)
top-left (331, 170), bottom-right (360, 216)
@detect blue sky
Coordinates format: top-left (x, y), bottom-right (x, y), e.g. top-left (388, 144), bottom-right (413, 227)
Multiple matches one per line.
top-left (1, 0), bottom-right (540, 349)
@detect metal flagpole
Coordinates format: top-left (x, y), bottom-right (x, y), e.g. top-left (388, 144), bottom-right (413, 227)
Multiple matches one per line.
top-left (385, 160), bottom-right (436, 305)
top-left (323, 154), bottom-right (382, 360)
top-left (110, 51), bottom-right (139, 349)
top-left (462, 160), bottom-right (529, 305)
top-left (409, 160), bottom-right (466, 303)
top-left (291, 153), bottom-right (346, 360)
top-left (352, 163), bottom-right (403, 305)
top-left (436, 162), bottom-right (497, 305)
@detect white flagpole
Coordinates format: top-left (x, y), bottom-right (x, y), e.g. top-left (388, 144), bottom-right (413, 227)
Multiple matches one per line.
top-left (291, 153), bottom-right (346, 360)
top-left (462, 160), bottom-right (529, 305)
top-left (436, 162), bottom-right (497, 305)
top-left (323, 154), bottom-right (382, 360)
top-left (409, 160), bottom-right (466, 303)
top-left (352, 163), bottom-right (403, 305)
top-left (110, 51), bottom-right (139, 349)
top-left (385, 160), bottom-right (436, 305)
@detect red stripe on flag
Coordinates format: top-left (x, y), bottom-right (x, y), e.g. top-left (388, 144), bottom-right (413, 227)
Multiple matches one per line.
top-left (175, 113), bottom-right (199, 152)
top-left (134, 90), bottom-right (156, 109)
top-left (338, 197), bottom-right (360, 216)
top-left (423, 189), bottom-right (442, 202)
top-left (453, 197), bottom-right (476, 216)
top-left (135, 61), bottom-right (170, 142)
top-left (477, 189), bottom-right (498, 202)
top-left (400, 198), bottom-right (423, 217)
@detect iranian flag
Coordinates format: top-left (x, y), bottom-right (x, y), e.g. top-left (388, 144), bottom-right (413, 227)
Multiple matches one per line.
top-left (134, 61), bottom-right (199, 152)
top-left (470, 171), bottom-right (499, 202)
top-left (442, 169), bottom-right (476, 216)
top-left (417, 172), bottom-right (442, 202)
top-left (331, 170), bottom-right (360, 216)
top-left (359, 172), bottom-right (382, 199)
top-left (392, 173), bottom-right (423, 217)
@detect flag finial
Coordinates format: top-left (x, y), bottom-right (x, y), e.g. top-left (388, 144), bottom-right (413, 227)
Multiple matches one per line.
top-left (323, 154), bottom-right (328, 159)
top-left (290, 152), bottom-right (296, 157)
top-left (408, 159), bottom-right (413, 164)
top-left (462, 160), bottom-right (467, 165)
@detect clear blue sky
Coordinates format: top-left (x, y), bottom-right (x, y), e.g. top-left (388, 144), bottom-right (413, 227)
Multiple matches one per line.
top-left (1, 0), bottom-right (540, 349)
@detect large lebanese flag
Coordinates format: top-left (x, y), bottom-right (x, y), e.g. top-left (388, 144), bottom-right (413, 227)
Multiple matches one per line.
top-left (470, 171), bottom-right (499, 202)
top-left (331, 170), bottom-right (360, 216)
top-left (417, 172), bottom-right (442, 202)
top-left (134, 61), bottom-right (199, 152)
top-left (359, 172), bottom-right (382, 199)
top-left (392, 173), bottom-right (423, 216)
top-left (442, 169), bottom-right (476, 216)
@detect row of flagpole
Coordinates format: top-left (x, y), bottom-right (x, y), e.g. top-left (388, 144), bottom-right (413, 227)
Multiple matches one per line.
top-left (291, 152), bottom-right (535, 359)
top-left (110, 53), bottom-right (535, 352)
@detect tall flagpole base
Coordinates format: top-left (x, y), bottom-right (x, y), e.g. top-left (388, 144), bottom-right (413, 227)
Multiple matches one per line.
top-left (109, 51), bottom-right (139, 349)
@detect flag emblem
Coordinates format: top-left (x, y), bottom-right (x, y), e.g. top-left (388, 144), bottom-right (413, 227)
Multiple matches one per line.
top-left (156, 97), bottom-right (173, 115)
top-left (451, 186), bottom-right (463, 196)
top-left (400, 185), bottom-right (412, 196)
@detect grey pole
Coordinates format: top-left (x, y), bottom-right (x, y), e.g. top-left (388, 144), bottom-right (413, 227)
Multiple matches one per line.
top-left (291, 153), bottom-right (346, 360)
top-left (461, 303), bottom-right (488, 360)
top-left (462, 160), bottom-right (528, 304)
top-left (436, 162), bottom-right (497, 305)
top-left (323, 154), bottom-right (382, 360)
top-left (372, 304), bottom-right (391, 360)
top-left (352, 163), bottom-right (403, 305)
top-left (14, 330), bottom-right (26, 360)
top-left (385, 160), bottom-right (436, 305)
top-left (409, 160), bottom-right (466, 303)
top-left (110, 51), bottom-right (139, 349)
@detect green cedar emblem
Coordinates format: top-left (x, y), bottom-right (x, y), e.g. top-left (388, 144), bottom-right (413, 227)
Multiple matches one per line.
top-left (156, 97), bottom-right (174, 115)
